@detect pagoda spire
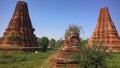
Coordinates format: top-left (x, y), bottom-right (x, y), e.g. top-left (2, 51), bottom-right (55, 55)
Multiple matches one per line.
top-left (88, 7), bottom-right (120, 51)
top-left (0, 1), bottom-right (38, 47)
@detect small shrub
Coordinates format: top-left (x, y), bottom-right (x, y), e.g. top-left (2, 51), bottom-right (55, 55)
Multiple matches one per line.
top-left (7, 32), bottom-right (21, 41)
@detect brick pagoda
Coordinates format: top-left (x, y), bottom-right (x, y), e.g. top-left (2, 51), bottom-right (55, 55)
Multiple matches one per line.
top-left (0, 1), bottom-right (38, 47)
top-left (88, 7), bottom-right (120, 51)
top-left (50, 25), bottom-right (80, 68)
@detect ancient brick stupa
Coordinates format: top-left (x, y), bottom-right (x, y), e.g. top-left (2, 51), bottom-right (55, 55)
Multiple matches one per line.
top-left (50, 25), bottom-right (80, 68)
top-left (88, 7), bottom-right (120, 51)
top-left (0, 1), bottom-right (38, 47)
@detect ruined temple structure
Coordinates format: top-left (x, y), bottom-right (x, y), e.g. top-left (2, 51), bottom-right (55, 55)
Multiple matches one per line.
top-left (0, 1), bottom-right (38, 47)
top-left (88, 7), bottom-right (120, 52)
top-left (50, 25), bottom-right (80, 68)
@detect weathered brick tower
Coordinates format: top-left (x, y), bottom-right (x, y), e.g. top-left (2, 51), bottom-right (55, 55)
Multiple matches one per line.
top-left (88, 7), bottom-right (120, 51)
top-left (50, 25), bottom-right (80, 68)
top-left (0, 1), bottom-right (38, 47)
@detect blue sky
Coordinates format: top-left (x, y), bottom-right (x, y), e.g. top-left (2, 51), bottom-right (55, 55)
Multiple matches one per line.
top-left (0, 0), bottom-right (120, 40)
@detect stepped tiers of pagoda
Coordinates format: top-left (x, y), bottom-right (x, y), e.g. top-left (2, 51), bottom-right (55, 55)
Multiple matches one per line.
top-left (0, 1), bottom-right (38, 47)
top-left (88, 7), bottom-right (120, 51)
top-left (50, 25), bottom-right (80, 68)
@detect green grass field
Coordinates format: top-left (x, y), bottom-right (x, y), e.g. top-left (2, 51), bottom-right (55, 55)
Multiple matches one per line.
top-left (0, 49), bottom-right (120, 68)
top-left (0, 49), bottom-right (57, 68)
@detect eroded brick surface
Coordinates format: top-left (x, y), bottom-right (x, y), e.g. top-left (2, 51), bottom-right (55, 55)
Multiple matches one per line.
top-left (50, 25), bottom-right (80, 68)
top-left (88, 7), bottom-right (120, 51)
top-left (0, 1), bottom-right (38, 47)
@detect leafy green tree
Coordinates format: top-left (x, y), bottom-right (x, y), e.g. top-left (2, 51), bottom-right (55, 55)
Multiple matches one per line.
top-left (49, 38), bottom-right (56, 48)
top-left (39, 37), bottom-right (49, 52)
top-left (81, 39), bottom-right (89, 46)
top-left (37, 38), bottom-right (41, 47)
top-left (55, 38), bottom-right (63, 49)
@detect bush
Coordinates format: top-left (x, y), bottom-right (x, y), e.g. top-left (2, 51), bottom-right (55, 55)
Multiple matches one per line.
top-left (70, 44), bottom-right (111, 68)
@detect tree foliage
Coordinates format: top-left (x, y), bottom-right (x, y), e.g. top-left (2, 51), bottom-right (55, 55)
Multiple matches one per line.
top-left (55, 38), bottom-right (63, 49)
top-left (39, 37), bottom-right (49, 52)
top-left (49, 38), bottom-right (56, 48)
top-left (81, 39), bottom-right (89, 46)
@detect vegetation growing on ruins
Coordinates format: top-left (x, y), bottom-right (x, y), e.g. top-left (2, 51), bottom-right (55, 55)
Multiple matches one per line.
top-left (1, 24), bottom-right (119, 68)
top-left (0, 0), bottom-right (119, 68)
top-left (7, 32), bottom-right (21, 41)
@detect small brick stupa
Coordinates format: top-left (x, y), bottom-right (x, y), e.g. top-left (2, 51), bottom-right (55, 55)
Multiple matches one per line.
top-left (0, 1), bottom-right (38, 47)
top-left (50, 25), bottom-right (80, 68)
top-left (88, 7), bottom-right (120, 51)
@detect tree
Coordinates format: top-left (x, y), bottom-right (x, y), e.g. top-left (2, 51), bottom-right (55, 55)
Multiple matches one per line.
top-left (49, 38), bottom-right (56, 48)
top-left (37, 38), bottom-right (41, 47)
top-left (39, 37), bottom-right (49, 52)
top-left (55, 38), bottom-right (63, 49)
top-left (81, 38), bottom-right (89, 46)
